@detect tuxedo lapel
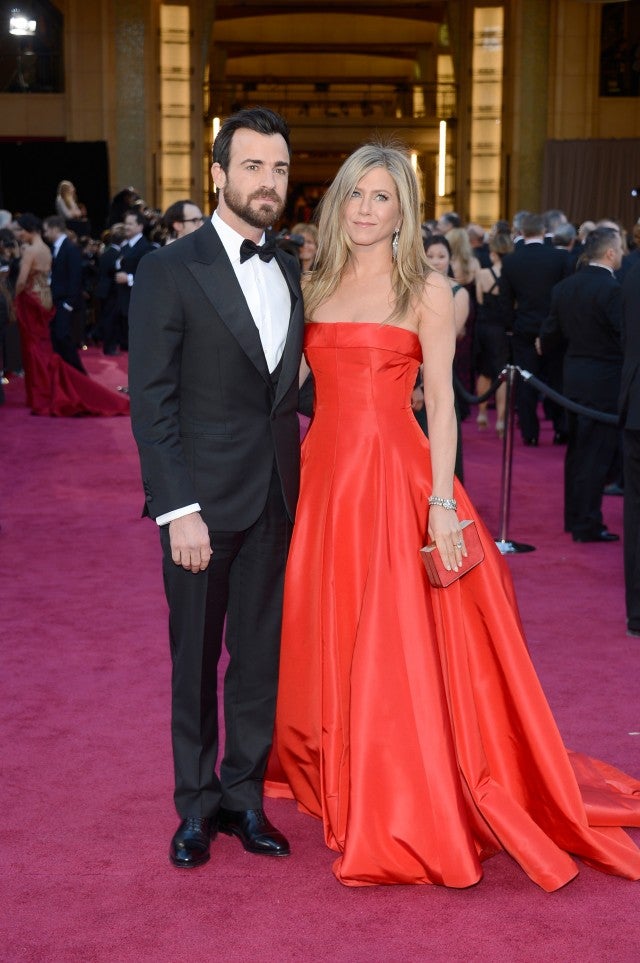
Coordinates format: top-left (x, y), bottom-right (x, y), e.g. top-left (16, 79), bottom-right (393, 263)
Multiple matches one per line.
top-left (273, 248), bottom-right (304, 408)
top-left (187, 222), bottom-right (271, 386)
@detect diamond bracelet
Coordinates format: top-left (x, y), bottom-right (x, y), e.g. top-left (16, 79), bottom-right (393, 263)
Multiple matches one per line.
top-left (428, 495), bottom-right (458, 511)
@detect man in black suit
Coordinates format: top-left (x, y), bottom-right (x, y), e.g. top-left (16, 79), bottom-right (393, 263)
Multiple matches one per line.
top-left (499, 212), bottom-right (568, 445)
top-left (43, 215), bottom-right (85, 372)
top-left (129, 107), bottom-right (305, 869)
top-left (620, 261), bottom-right (640, 635)
top-left (114, 209), bottom-right (153, 350)
top-left (95, 222), bottom-right (126, 355)
top-left (540, 226), bottom-right (624, 542)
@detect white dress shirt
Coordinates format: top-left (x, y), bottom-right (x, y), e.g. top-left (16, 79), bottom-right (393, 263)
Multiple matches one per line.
top-left (155, 212), bottom-right (292, 527)
top-left (211, 210), bottom-right (290, 372)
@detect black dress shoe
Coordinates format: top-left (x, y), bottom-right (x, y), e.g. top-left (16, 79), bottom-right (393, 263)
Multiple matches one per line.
top-left (572, 530), bottom-right (620, 543)
top-left (603, 483), bottom-right (624, 496)
top-left (522, 437), bottom-right (538, 447)
top-left (553, 430), bottom-right (568, 445)
top-left (217, 807), bottom-right (290, 856)
top-left (169, 816), bottom-right (213, 868)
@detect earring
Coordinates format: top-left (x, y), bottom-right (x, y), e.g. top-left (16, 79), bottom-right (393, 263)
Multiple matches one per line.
top-left (392, 228), bottom-right (399, 260)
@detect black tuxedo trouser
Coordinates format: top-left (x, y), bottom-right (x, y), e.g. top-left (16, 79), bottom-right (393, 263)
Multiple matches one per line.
top-left (511, 333), bottom-right (564, 442)
top-left (564, 413), bottom-right (620, 537)
top-left (50, 306), bottom-right (85, 372)
top-left (160, 466), bottom-right (292, 818)
top-left (623, 429), bottom-right (640, 631)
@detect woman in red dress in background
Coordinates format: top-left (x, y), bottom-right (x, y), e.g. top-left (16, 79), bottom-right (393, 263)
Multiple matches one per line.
top-left (266, 143), bottom-right (640, 891)
top-left (14, 213), bottom-right (129, 417)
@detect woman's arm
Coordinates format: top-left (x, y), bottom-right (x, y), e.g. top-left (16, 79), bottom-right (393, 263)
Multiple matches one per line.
top-left (15, 246), bottom-right (34, 295)
top-left (453, 285), bottom-right (469, 338)
top-left (418, 272), bottom-right (464, 572)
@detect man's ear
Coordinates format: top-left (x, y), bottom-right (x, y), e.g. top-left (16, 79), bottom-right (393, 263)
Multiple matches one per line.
top-left (211, 163), bottom-right (226, 191)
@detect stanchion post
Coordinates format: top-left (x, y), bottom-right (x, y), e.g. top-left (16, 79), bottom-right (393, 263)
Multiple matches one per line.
top-left (495, 365), bottom-right (535, 555)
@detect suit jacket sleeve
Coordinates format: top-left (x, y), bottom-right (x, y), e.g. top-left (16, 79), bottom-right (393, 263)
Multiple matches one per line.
top-left (128, 251), bottom-right (198, 519)
top-left (539, 281), bottom-right (565, 353)
top-left (497, 259), bottom-right (515, 331)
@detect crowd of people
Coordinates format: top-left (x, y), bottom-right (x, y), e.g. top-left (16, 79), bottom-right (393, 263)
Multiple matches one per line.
top-left (2, 112), bottom-right (640, 891)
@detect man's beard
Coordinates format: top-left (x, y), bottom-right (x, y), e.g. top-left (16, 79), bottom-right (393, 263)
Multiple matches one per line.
top-left (223, 183), bottom-right (285, 229)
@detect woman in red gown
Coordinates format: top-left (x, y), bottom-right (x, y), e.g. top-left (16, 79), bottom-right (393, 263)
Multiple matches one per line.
top-left (14, 213), bottom-right (129, 417)
top-left (266, 144), bottom-right (640, 891)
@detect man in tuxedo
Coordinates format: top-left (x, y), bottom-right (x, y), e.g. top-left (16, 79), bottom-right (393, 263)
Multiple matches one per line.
top-left (129, 107), bottom-right (305, 869)
top-left (499, 212), bottom-right (568, 445)
top-left (114, 209), bottom-right (153, 349)
top-left (95, 222), bottom-right (126, 355)
top-left (43, 216), bottom-right (85, 372)
top-left (540, 226), bottom-right (624, 542)
top-left (620, 261), bottom-right (640, 635)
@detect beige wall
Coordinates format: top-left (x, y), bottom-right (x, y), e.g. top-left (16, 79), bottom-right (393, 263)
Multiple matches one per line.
top-left (2, 1), bottom-right (640, 223)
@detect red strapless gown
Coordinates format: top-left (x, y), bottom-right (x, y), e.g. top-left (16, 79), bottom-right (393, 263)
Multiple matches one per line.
top-left (15, 288), bottom-right (129, 417)
top-left (266, 322), bottom-right (640, 891)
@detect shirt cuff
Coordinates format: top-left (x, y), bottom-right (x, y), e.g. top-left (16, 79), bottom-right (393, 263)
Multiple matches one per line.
top-left (127, 273), bottom-right (134, 287)
top-left (155, 503), bottom-right (201, 526)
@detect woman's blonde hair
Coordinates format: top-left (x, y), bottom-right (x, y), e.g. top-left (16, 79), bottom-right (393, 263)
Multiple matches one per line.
top-left (303, 142), bottom-right (428, 325)
top-left (446, 227), bottom-right (475, 283)
top-left (57, 180), bottom-right (76, 199)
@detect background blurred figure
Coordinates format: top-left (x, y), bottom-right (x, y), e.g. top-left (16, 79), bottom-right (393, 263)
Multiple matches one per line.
top-left (475, 231), bottom-right (514, 437)
top-left (467, 223), bottom-right (491, 268)
top-left (291, 222), bottom-right (318, 274)
top-left (162, 199), bottom-right (205, 244)
top-left (55, 180), bottom-right (91, 238)
top-left (114, 209), bottom-right (153, 351)
top-left (424, 233), bottom-right (468, 479)
top-left (107, 187), bottom-right (142, 227)
top-left (43, 215), bottom-right (86, 372)
top-left (436, 211), bottom-right (461, 235)
top-left (95, 223), bottom-right (126, 355)
top-left (499, 212), bottom-right (568, 446)
top-left (447, 226), bottom-right (481, 409)
top-left (620, 261), bottom-right (640, 636)
top-left (540, 226), bottom-right (623, 542)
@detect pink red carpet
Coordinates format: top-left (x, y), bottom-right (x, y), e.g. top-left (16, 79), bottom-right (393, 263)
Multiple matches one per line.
top-left (0, 351), bottom-right (638, 961)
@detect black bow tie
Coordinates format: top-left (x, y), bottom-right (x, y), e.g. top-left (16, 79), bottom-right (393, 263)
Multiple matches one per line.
top-left (239, 237), bottom-right (277, 264)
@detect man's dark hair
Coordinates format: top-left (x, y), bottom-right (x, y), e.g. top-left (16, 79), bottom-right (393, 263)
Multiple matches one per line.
top-left (163, 200), bottom-right (194, 230)
top-left (440, 211), bottom-right (461, 230)
top-left (521, 213), bottom-right (545, 238)
top-left (124, 208), bottom-right (146, 228)
top-left (212, 107), bottom-right (291, 170)
top-left (17, 212), bottom-right (42, 234)
top-left (583, 226), bottom-right (619, 262)
top-left (43, 214), bottom-right (66, 232)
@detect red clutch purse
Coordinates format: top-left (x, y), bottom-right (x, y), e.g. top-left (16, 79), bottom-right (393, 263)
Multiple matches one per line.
top-left (419, 519), bottom-right (484, 588)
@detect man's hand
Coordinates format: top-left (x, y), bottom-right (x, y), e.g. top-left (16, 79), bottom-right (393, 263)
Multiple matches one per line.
top-left (411, 385), bottom-right (425, 412)
top-left (169, 513), bottom-right (212, 573)
top-left (115, 271), bottom-right (128, 285)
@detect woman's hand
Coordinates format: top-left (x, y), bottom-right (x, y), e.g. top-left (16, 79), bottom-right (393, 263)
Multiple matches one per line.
top-left (427, 505), bottom-right (466, 572)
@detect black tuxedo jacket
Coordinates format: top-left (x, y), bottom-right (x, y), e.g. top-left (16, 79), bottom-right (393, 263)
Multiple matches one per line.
top-left (128, 219), bottom-right (305, 529)
top-left (540, 264), bottom-right (622, 412)
top-left (95, 244), bottom-right (120, 305)
top-left (117, 235), bottom-right (153, 314)
top-left (499, 242), bottom-right (569, 337)
top-left (621, 261), bottom-right (640, 430)
top-left (50, 236), bottom-right (83, 310)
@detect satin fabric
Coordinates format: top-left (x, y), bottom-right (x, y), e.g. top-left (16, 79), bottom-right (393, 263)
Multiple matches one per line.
top-left (266, 322), bottom-right (640, 891)
top-left (15, 289), bottom-right (130, 417)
